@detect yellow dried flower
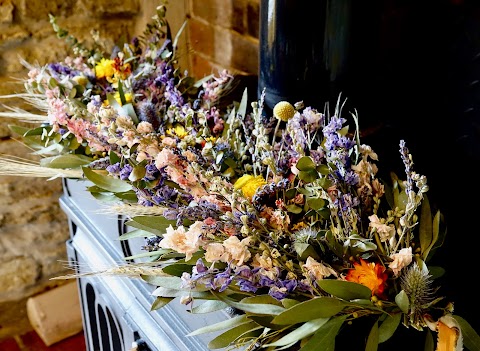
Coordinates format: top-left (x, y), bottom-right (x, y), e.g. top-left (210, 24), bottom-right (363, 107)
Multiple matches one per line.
top-left (95, 58), bottom-right (115, 79)
top-left (273, 101), bottom-right (295, 122)
top-left (234, 174), bottom-right (266, 200)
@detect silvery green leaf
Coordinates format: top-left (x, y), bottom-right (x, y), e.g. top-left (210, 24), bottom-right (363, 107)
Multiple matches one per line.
top-left (118, 229), bottom-right (154, 240)
top-left (128, 164), bottom-right (146, 181)
top-left (150, 296), bottom-right (173, 310)
top-left (272, 297), bottom-right (347, 325)
top-left (187, 314), bottom-right (249, 336)
top-left (40, 154), bottom-right (92, 169)
top-left (282, 298), bottom-right (301, 309)
top-left (425, 329), bottom-right (435, 351)
top-left (237, 88), bottom-right (248, 118)
top-left (122, 104), bottom-right (138, 123)
top-left (298, 170), bottom-right (318, 183)
top-left (82, 166), bottom-right (132, 193)
top-left (123, 250), bottom-right (165, 261)
top-left (207, 321), bottom-right (260, 349)
top-left (265, 318), bottom-right (329, 347)
top-left (298, 315), bottom-right (348, 351)
top-left (150, 287), bottom-right (213, 299)
top-left (378, 313), bottom-right (401, 343)
top-left (143, 275), bottom-right (182, 289)
top-left (126, 216), bottom-right (176, 236)
top-left (419, 194), bottom-right (435, 260)
top-left (294, 242), bottom-right (320, 261)
top-left (296, 156), bottom-right (316, 171)
top-left (318, 280), bottom-right (371, 300)
top-left (395, 290), bottom-right (409, 314)
top-left (191, 300), bottom-right (229, 314)
top-left (240, 295), bottom-right (283, 306)
top-left (286, 204), bottom-right (303, 214)
top-left (307, 197), bottom-right (325, 210)
top-left (161, 263), bottom-right (194, 277)
top-left (454, 315), bottom-right (480, 351)
top-left (366, 321), bottom-right (379, 351)
top-left (317, 164), bottom-right (330, 175)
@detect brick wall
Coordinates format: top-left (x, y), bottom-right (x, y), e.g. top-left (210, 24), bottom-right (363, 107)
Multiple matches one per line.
top-left (187, 0), bottom-right (260, 77)
top-left (0, 0), bottom-right (260, 340)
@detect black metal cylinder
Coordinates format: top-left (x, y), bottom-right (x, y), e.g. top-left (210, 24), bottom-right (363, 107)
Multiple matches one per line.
top-left (258, 0), bottom-right (382, 114)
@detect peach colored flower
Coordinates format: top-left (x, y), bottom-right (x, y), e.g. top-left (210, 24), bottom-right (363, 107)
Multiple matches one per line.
top-left (158, 222), bottom-right (205, 261)
top-left (204, 243), bottom-right (226, 263)
top-left (303, 257), bottom-right (338, 281)
top-left (369, 215), bottom-right (395, 242)
top-left (389, 247), bottom-right (413, 277)
top-left (222, 236), bottom-right (252, 266)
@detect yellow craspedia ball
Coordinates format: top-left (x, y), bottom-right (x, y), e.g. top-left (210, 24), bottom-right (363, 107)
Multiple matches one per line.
top-left (273, 101), bottom-right (295, 122)
top-left (234, 174), bottom-right (267, 200)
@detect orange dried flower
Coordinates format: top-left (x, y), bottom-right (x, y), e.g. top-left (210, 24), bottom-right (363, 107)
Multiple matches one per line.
top-left (345, 258), bottom-right (388, 299)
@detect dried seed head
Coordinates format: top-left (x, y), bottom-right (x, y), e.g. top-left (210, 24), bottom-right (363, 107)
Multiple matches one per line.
top-left (273, 101), bottom-right (295, 122)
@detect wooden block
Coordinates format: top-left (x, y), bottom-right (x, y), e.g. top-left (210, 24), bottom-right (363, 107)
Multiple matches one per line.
top-left (26, 280), bottom-right (83, 346)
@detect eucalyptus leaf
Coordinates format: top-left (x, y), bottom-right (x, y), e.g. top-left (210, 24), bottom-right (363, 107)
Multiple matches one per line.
top-left (299, 315), bottom-right (348, 351)
top-left (162, 263), bottom-right (194, 277)
top-left (365, 321), bottom-right (379, 351)
top-left (123, 250), bottom-right (167, 260)
top-left (453, 315), bottom-right (480, 351)
top-left (118, 229), bottom-right (154, 240)
top-left (125, 220), bottom-right (165, 236)
top-left (378, 313), bottom-right (401, 343)
top-left (187, 314), bottom-right (249, 336)
top-left (150, 286), bottom-right (214, 299)
top-left (395, 290), bottom-right (409, 314)
top-left (129, 164), bottom-right (146, 181)
top-left (142, 275), bottom-right (182, 289)
top-left (306, 197), bottom-right (325, 211)
top-left (207, 321), bottom-right (259, 349)
top-left (240, 295), bottom-right (283, 306)
top-left (191, 300), bottom-right (229, 314)
top-left (150, 296), bottom-right (173, 310)
top-left (419, 194), bottom-right (434, 260)
top-left (424, 329), bottom-right (435, 351)
top-left (272, 297), bottom-right (347, 325)
top-left (237, 88), bottom-right (248, 118)
top-left (9, 124), bottom-right (37, 136)
top-left (265, 318), bottom-right (329, 347)
top-left (282, 299), bottom-right (301, 309)
top-left (82, 166), bottom-right (132, 193)
top-left (316, 164), bottom-right (330, 176)
top-left (286, 204), bottom-right (303, 214)
top-left (122, 103), bottom-right (138, 123)
top-left (294, 242), bottom-right (320, 261)
top-left (89, 191), bottom-right (117, 202)
top-left (296, 156), bottom-right (316, 171)
top-left (109, 151), bottom-right (121, 165)
top-left (213, 293), bottom-right (285, 316)
top-left (318, 280), bottom-right (372, 301)
top-left (248, 315), bottom-right (281, 330)
top-left (125, 216), bottom-right (176, 236)
top-left (24, 126), bottom-right (49, 136)
top-left (40, 154), bottom-right (93, 169)
top-left (298, 170), bottom-right (318, 183)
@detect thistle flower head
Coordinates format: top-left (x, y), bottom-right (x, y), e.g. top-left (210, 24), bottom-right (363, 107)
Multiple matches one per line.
top-left (293, 227), bottom-right (318, 244)
top-left (400, 262), bottom-right (436, 329)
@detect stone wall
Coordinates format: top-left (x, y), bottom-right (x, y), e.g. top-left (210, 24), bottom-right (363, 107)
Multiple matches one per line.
top-left (0, 0), bottom-right (260, 340)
